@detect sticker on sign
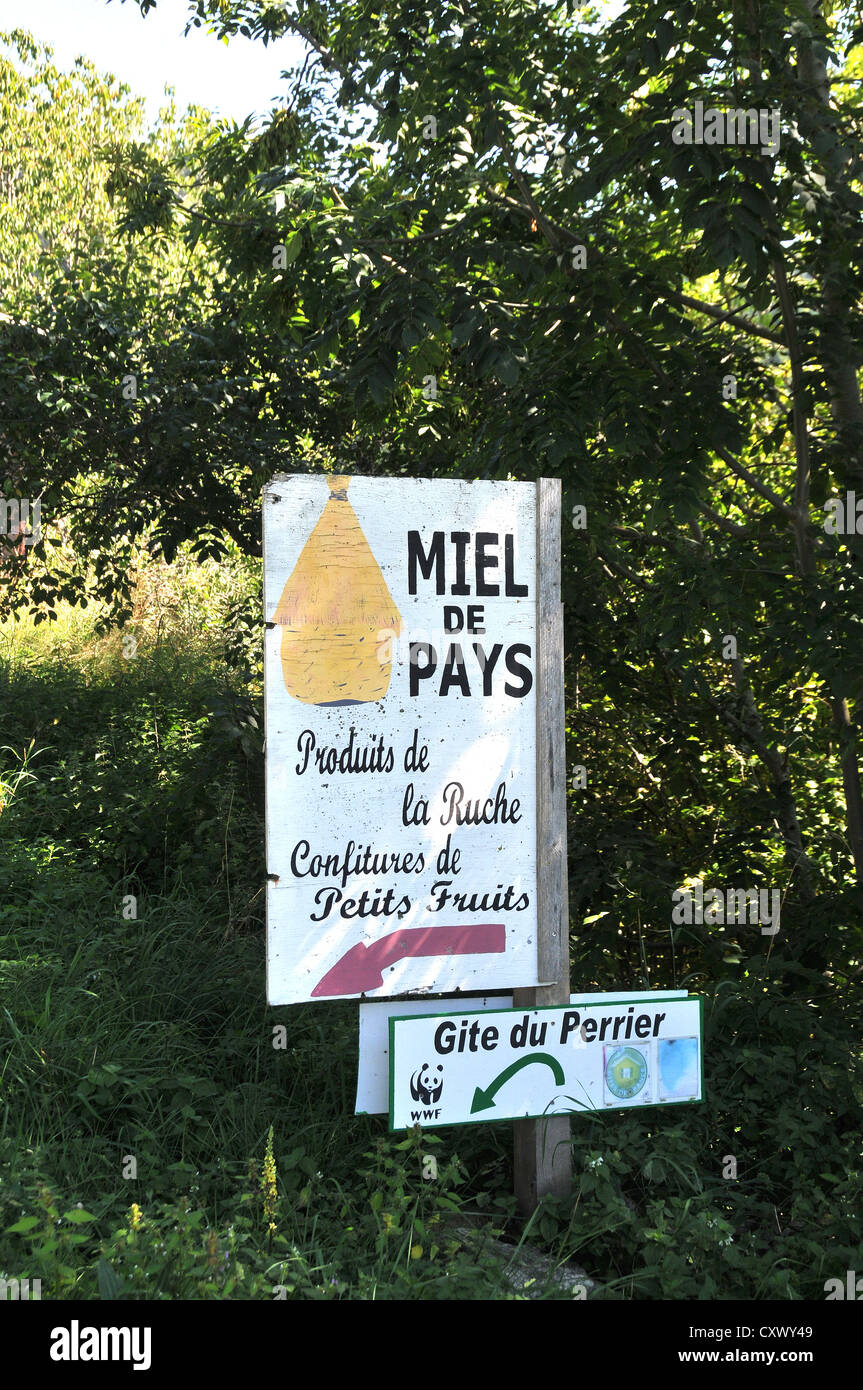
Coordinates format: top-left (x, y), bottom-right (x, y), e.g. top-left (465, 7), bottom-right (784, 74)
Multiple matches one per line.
top-left (389, 998), bottom-right (703, 1129)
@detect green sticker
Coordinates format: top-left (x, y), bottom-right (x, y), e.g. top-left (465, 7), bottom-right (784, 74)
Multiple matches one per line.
top-left (604, 1045), bottom-right (648, 1100)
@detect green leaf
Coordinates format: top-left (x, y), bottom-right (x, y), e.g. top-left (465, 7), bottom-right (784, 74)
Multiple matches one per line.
top-left (97, 1257), bottom-right (124, 1299)
top-left (495, 353), bottom-right (519, 387)
top-left (401, 321), bottom-right (424, 348)
top-left (450, 314), bottom-right (481, 347)
top-left (282, 230), bottom-right (302, 265)
top-left (6, 1216), bottom-right (41, 1234)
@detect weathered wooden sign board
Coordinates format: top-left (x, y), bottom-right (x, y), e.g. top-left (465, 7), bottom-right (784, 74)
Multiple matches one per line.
top-left (263, 474), bottom-right (542, 1005)
top-left (389, 998), bottom-right (704, 1130)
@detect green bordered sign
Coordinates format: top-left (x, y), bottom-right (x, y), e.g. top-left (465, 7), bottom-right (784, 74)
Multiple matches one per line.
top-left (389, 996), bottom-right (704, 1130)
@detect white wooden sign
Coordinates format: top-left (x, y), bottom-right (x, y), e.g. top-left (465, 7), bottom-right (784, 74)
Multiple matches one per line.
top-left (264, 474), bottom-right (540, 1004)
top-left (356, 995), bottom-right (511, 1113)
top-left (389, 998), bottom-right (703, 1129)
top-left (356, 990), bottom-right (689, 1114)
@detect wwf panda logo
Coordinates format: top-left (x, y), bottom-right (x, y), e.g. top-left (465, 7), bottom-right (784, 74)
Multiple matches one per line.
top-left (410, 1063), bottom-right (444, 1106)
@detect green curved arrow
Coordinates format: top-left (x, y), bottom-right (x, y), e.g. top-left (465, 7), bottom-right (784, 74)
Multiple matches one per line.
top-left (470, 1052), bottom-right (566, 1113)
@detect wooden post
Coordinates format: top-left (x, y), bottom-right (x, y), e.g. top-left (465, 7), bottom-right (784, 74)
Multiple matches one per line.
top-left (513, 476), bottom-right (571, 1216)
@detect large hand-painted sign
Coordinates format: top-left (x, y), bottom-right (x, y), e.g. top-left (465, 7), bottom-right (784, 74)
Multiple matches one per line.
top-left (264, 474), bottom-right (540, 1004)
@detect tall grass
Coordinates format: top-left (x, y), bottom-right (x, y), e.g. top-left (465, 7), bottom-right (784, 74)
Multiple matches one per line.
top-left (0, 549), bottom-right (530, 1300)
top-left (1, 548), bottom-right (859, 1300)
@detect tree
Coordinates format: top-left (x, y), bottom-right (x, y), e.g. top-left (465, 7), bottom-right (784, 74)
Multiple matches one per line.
top-left (3, 0), bottom-right (862, 958)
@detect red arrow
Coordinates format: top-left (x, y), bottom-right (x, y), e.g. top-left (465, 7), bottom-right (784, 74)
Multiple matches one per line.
top-left (311, 923), bottom-right (505, 997)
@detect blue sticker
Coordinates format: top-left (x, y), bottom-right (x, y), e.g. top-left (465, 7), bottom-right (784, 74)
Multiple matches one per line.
top-left (658, 1037), bottom-right (699, 1099)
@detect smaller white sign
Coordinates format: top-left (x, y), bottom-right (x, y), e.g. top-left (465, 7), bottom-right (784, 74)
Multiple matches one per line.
top-left (356, 990), bottom-right (688, 1115)
top-left (389, 997), bottom-right (703, 1129)
top-left (356, 996), bottom-right (511, 1114)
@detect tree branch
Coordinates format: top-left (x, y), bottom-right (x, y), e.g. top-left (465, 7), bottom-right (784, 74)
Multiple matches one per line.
top-left (714, 444), bottom-right (795, 519)
top-left (671, 291), bottom-right (785, 346)
top-left (481, 187), bottom-right (786, 344)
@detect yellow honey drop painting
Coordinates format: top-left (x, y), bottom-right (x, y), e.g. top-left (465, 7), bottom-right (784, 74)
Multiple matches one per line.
top-left (273, 476), bottom-right (403, 705)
